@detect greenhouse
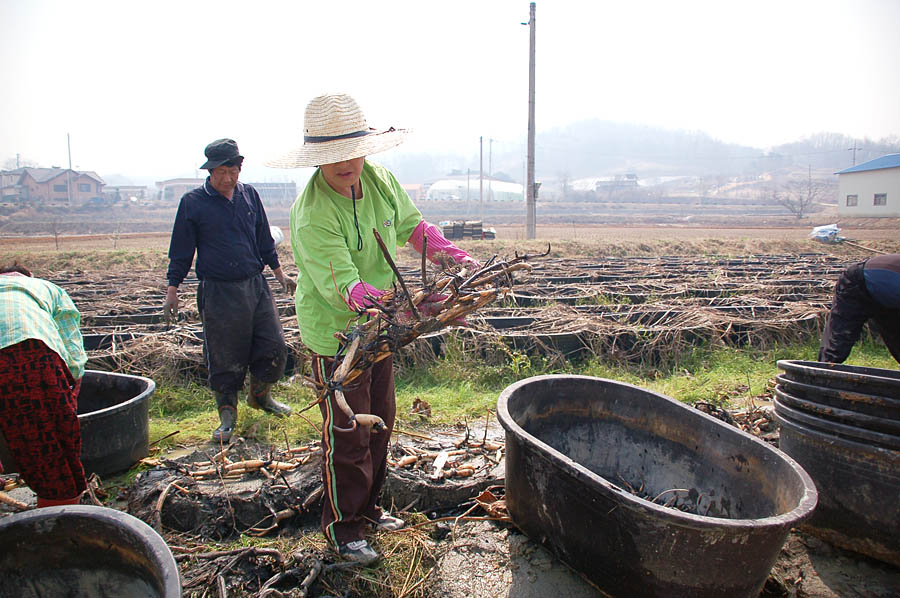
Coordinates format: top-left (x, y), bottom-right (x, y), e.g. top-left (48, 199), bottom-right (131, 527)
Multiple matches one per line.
top-left (425, 178), bottom-right (524, 202)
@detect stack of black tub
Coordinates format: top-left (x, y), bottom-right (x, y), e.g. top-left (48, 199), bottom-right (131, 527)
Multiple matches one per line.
top-left (775, 359), bottom-right (900, 567)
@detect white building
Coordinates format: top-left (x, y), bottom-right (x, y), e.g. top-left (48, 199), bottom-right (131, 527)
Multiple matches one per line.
top-left (835, 154), bottom-right (900, 217)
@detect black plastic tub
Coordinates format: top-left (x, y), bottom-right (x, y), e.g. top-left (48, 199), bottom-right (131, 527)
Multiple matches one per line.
top-left (497, 375), bottom-right (818, 598)
top-left (78, 370), bottom-right (155, 476)
top-left (774, 397), bottom-right (900, 450)
top-left (775, 373), bottom-right (900, 420)
top-left (777, 360), bottom-right (900, 400)
top-left (776, 410), bottom-right (900, 567)
top-left (775, 384), bottom-right (900, 435)
top-left (0, 505), bottom-right (180, 597)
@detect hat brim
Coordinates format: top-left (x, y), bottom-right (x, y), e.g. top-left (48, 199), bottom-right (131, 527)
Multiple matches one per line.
top-left (200, 155), bottom-right (244, 170)
top-left (265, 128), bottom-right (408, 169)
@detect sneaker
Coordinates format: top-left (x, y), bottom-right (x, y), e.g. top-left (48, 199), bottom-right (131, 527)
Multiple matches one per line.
top-left (371, 512), bottom-right (406, 531)
top-left (338, 539), bottom-right (380, 565)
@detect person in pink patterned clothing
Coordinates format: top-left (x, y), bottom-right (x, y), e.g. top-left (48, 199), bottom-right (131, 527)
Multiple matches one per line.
top-left (0, 263), bottom-right (87, 508)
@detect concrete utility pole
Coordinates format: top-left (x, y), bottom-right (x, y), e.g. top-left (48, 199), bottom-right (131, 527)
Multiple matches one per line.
top-left (479, 136), bottom-right (484, 222)
top-left (466, 168), bottom-right (471, 215)
top-left (808, 163), bottom-right (814, 211)
top-left (524, 2), bottom-right (537, 239)
top-left (848, 142), bottom-right (861, 166)
top-left (488, 138), bottom-right (494, 202)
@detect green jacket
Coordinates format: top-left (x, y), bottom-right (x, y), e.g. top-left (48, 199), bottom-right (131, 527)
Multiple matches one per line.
top-left (290, 161), bottom-right (422, 355)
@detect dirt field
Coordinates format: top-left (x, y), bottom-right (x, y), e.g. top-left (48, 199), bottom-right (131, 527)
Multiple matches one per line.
top-left (0, 222), bottom-right (896, 255)
top-left (1, 225), bottom-right (898, 597)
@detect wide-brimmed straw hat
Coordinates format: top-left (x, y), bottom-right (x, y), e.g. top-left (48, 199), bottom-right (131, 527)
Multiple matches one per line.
top-left (266, 94), bottom-right (408, 168)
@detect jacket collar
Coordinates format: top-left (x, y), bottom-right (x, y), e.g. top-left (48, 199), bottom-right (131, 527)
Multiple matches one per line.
top-left (204, 177), bottom-right (243, 201)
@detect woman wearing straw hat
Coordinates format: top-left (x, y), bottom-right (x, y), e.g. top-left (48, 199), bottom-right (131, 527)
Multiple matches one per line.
top-left (268, 93), bottom-right (480, 564)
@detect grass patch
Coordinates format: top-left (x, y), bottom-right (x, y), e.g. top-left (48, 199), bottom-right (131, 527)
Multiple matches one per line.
top-left (148, 379), bottom-right (322, 450)
top-left (150, 335), bottom-right (896, 444)
top-left (392, 337), bottom-right (895, 424)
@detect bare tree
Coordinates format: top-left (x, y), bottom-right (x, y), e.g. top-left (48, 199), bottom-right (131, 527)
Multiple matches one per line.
top-left (773, 178), bottom-right (828, 219)
top-left (49, 219), bottom-right (62, 250)
top-left (110, 220), bottom-right (122, 249)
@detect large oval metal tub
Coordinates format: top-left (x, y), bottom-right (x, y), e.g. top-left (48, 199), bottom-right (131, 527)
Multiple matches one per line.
top-left (78, 370), bottom-right (156, 476)
top-left (497, 375), bottom-right (818, 598)
top-left (0, 505), bottom-right (181, 598)
top-left (776, 409), bottom-right (900, 567)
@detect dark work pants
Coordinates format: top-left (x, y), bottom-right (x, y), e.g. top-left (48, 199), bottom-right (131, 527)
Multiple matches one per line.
top-left (819, 262), bottom-right (900, 364)
top-left (313, 354), bottom-right (396, 546)
top-left (199, 273), bottom-right (287, 393)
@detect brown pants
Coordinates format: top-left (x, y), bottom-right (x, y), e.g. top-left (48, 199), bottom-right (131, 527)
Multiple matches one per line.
top-left (313, 354), bottom-right (395, 546)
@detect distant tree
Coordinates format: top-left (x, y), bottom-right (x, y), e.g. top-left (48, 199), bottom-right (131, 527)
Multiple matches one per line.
top-left (773, 178), bottom-right (829, 219)
top-left (2, 156), bottom-right (38, 170)
top-left (558, 171), bottom-right (570, 201)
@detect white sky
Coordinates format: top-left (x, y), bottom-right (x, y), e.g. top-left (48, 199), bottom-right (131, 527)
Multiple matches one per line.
top-left (1, 0), bottom-right (898, 183)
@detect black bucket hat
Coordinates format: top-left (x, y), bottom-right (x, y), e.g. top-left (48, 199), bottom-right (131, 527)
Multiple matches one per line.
top-left (201, 138), bottom-right (244, 170)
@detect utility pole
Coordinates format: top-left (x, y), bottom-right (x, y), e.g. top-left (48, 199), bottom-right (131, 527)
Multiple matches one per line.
top-left (524, 2), bottom-right (536, 239)
top-left (479, 136), bottom-right (484, 222)
top-left (466, 168), bottom-right (471, 215)
top-left (848, 142), bottom-right (861, 166)
top-left (66, 133), bottom-right (73, 205)
top-left (488, 138), bottom-right (494, 202)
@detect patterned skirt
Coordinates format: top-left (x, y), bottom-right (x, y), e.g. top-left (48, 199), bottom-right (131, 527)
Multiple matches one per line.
top-left (0, 338), bottom-right (86, 500)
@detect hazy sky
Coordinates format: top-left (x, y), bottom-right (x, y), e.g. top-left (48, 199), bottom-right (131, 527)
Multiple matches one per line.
top-left (2, 0), bottom-right (898, 183)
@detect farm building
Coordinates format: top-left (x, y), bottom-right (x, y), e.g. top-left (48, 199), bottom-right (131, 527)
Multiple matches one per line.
top-left (835, 153), bottom-right (900, 217)
top-left (0, 167), bottom-right (105, 203)
top-left (426, 178), bottom-right (524, 202)
top-left (156, 178), bottom-right (205, 202)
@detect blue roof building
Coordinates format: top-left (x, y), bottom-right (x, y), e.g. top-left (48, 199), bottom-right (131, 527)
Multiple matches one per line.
top-left (835, 153), bottom-right (900, 175)
top-left (836, 153), bottom-right (900, 218)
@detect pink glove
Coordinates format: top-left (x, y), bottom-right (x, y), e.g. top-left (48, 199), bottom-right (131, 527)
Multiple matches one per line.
top-left (418, 293), bottom-right (448, 317)
top-left (409, 293), bottom-right (467, 326)
top-left (409, 220), bottom-right (482, 270)
top-left (347, 281), bottom-right (385, 310)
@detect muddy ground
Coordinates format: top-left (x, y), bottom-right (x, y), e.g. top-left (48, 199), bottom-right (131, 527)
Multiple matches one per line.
top-left (4, 420), bottom-right (898, 597)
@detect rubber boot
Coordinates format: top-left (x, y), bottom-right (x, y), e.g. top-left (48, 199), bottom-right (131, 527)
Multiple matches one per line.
top-left (212, 391), bottom-right (238, 443)
top-left (247, 376), bottom-right (292, 416)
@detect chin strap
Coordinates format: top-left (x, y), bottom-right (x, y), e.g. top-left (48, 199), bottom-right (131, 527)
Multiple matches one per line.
top-left (351, 185), bottom-right (363, 251)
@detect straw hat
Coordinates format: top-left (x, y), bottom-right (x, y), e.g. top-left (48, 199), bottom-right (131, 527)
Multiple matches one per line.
top-left (266, 94), bottom-right (408, 168)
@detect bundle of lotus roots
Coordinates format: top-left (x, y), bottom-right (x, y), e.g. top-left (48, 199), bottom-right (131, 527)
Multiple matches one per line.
top-left (304, 228), bottom-right (549, 432)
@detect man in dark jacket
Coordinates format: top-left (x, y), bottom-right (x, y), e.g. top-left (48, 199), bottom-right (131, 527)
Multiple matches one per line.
top-left (819, 253), bottom-right (900, 364)
top-left (164, 139), bottom-right (297, 442)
